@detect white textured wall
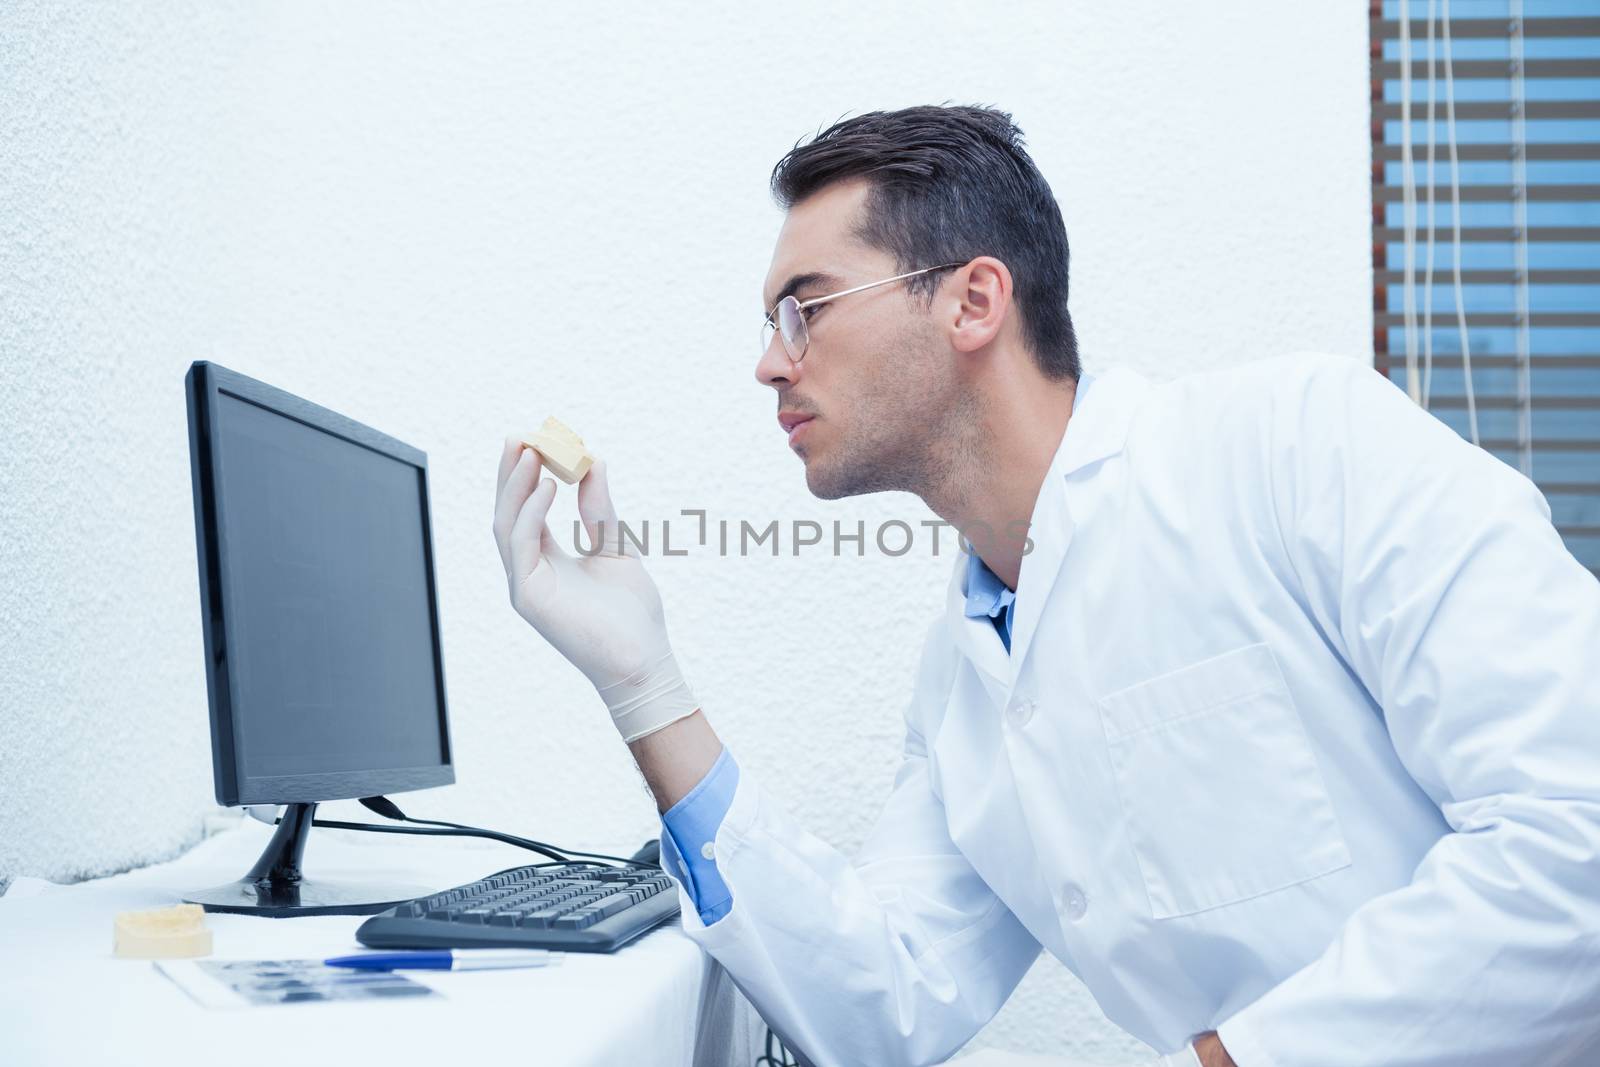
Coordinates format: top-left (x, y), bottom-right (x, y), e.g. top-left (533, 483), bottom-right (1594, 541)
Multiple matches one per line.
top-left (0, 2), bottom-right (1370, 1059)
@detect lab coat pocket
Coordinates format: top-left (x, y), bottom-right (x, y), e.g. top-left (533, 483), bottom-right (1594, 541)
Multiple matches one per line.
top-left (1096, 642), bottom-right (1351, 919)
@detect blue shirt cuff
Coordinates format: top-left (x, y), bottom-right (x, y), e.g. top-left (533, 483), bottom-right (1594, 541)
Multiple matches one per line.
top-left (660, 745), bottom-right (739, 925)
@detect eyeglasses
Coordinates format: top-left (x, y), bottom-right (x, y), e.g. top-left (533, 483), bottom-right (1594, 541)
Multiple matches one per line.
top-left (761, 262), bottom-right (965, 363)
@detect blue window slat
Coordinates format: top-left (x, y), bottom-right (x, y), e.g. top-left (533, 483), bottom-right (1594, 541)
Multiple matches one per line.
top-left (1430, 406), bottom-right (1599, 442)
top-left (1383, 243), bottom-right (1600, 269)
top-left (1385, 326), bottom-right (1600, 354)
top-left (1384, 201), bottom-right (1600, 226)
top-left (1384, 118), bottom-right (1600, 143)
top-left (1384, 38), bottom-right (1600, 62)
top-left (1416, 365), bottom-right (1600, 398)
top-left (1491, 448), bottom-right (1600, 483)
top-left (1557, 533), bottom-right (1600, 567)
top-left (1546, 492), bottom-right (1600, 527)
top-left (1385, 283), bottom-right (1600, 312)
top-left (1383, 78), bottom-right (1600, 103)
top-left (1383, 1), bottom-right (1600, 16)
top-left (1383, 162), bottom-right (1600, 185)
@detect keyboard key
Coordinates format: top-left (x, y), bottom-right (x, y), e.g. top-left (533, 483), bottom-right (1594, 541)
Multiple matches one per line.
top-left (521, 908), bottom-right (563, 928)
top-left (588, 893), bottom-right (635, 919)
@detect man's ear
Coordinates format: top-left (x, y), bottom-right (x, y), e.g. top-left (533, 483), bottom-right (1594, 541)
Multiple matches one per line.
top-left (946, 256), bottom-right (1014, 354)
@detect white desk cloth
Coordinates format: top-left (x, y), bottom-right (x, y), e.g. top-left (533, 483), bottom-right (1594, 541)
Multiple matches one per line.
top-left (0, 819), bottom-right (768, 1067)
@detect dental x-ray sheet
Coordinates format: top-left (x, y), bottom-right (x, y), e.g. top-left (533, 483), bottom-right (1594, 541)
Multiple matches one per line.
top-left (156, 957), bottom-right (438, 1009)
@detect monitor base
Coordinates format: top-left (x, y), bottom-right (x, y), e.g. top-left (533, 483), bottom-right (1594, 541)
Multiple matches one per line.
top-left (183, 877), bottom-right (431, 917)
top-left (183, 801), bottom-right (432, 918)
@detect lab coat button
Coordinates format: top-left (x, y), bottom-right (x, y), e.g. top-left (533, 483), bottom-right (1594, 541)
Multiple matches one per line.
top-left (1061, 884), bottom-right (1088, 921)
top-left (1007, 700), bottom-right (1036, 728)
top-left (700, 841), bottom-right (716, 861)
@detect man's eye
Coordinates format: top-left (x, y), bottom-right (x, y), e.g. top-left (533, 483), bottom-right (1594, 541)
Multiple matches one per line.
top-left (800, 305), bottom-right (822, 322)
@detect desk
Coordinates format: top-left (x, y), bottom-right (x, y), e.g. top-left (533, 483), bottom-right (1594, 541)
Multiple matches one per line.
top-left (0, 819), bottom-right (767, 1066)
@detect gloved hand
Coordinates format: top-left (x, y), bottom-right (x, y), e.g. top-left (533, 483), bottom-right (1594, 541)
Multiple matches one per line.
top-left (493, 438), bottom-right (698, 743)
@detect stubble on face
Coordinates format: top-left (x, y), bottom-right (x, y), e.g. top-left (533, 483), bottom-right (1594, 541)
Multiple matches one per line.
top-left (803, 312), bottom-right (982, 512)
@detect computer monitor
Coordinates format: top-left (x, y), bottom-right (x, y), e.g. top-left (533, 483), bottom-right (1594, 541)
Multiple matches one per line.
top-left (182, 361), bottom-right (454, 916)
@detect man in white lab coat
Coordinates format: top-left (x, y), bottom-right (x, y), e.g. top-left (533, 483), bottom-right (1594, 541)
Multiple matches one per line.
top-left (492, 105), bottom-right (1600, 1067)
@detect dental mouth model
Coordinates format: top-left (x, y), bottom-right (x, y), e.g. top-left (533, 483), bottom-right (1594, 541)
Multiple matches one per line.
top-left (521, 416), bottom-right (595, 484)
top-left (113, 903), bottom-right (213, 959)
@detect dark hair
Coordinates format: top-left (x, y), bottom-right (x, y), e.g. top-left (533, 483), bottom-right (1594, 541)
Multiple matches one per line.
top-left (770, 105), bottom-right (1079, 381)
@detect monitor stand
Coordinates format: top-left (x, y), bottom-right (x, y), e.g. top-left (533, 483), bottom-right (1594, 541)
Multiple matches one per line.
top-left (183, 802), bottom-right (433, 917)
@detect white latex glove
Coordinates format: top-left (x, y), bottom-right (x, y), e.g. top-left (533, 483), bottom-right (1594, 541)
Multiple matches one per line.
top-left (493, 439), bottom-right (698, 742)
top-left (945, 1047), bottom-right (1202, 1067)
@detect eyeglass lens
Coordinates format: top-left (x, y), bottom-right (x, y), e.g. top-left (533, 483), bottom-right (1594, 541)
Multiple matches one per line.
top-left (777, 297), bottom-right (807, 361)
top-left (762, 296), bottom-right (809, 362)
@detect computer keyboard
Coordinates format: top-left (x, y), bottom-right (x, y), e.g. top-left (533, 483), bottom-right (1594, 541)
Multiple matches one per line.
top-left (355, 862), bottom-right (680, 953)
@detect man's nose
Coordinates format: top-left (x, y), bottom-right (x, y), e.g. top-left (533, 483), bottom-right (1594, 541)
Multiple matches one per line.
top-left (755, 334), bottom-right (798, 391)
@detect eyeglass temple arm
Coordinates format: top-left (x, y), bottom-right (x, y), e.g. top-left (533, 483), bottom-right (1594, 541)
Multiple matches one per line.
top-left (797, 262), bottom-right (965, 310)
top-left (765, 262), bottom-right (966, 323)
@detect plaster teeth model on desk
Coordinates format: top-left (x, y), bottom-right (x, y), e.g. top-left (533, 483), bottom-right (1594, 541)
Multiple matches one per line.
top-left (114, 903), bottom-right (213, 959)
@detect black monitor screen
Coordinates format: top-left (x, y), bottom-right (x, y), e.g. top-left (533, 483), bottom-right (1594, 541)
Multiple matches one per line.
top-left (210, 388), bottom-right (449, 786)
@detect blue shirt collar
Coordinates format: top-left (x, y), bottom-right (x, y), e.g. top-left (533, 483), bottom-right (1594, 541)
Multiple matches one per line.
top-left (964, 552), bottom-right (1015, 621)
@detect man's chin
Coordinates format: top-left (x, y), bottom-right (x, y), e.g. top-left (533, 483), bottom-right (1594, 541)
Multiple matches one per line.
top-left (801, 451), bottom-right (846, 500)
top-left (805, 470), bottom-right (851, 501)
top-left (803, 452), bottom-right (889, 501)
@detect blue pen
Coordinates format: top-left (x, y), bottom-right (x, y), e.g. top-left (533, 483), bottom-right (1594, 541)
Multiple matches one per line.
top-left (325, 949), bottom-right (560, 972)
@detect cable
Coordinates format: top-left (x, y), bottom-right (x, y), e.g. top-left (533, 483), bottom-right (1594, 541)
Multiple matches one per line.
top-left (299, 817), bottom-right (575, 863)
top-left (1509, 0), bottom-right (1531, 471)
top-left (1400, 0), bottom-right (1422, 403)
top-left (1421, 0), bottom-right (1439, 407)
top-left (356, 795), bottom-right (641, 867)
top-left (268, 798), bottom-right (650, 869)
top-left (1441, 0), bottom-right (1481, 445)
top-left (754, 1025), bottom-right (800, 1067)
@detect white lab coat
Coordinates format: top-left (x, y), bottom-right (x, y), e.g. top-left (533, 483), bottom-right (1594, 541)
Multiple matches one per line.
top-left (659, 353), bottom-right (1600, 1067)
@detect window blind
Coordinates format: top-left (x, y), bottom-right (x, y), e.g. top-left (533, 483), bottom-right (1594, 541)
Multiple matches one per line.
top-left (1370, 0), bottom-right (1600, 576)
